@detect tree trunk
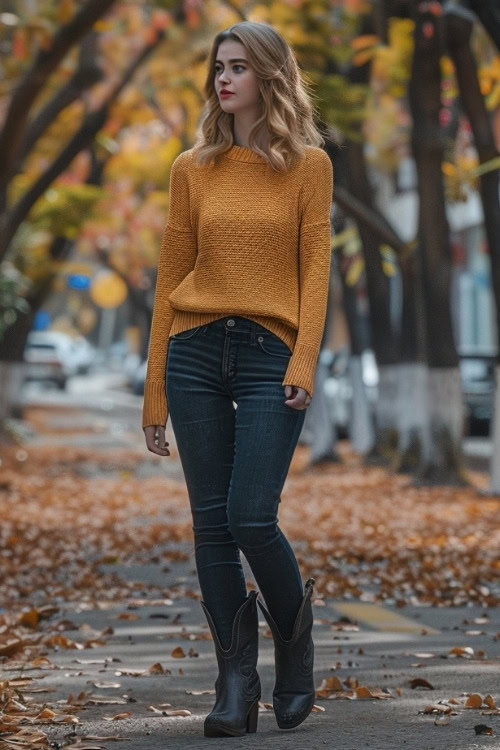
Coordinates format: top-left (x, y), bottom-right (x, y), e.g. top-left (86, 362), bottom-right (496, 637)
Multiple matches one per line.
top-left (338, 250), bottom-right (376, 454)
top-left (408, 4), bottom-right (466, 486)
top-left (394, 248), bottom-right (429, 472)
top-left (0, 0), bottom-right (117, 216)
top-left (0, 28), bottom-right (165, 261)
top-left (445, 9), bottom-right (500, 493)
top-left (346, 140), bottom-right (399, 464)
top-left (469, 0), bottom-right (500, 52)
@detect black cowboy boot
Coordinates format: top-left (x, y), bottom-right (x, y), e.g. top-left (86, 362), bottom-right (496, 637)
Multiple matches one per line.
top-left (201, 590), bottom-right (261, 737)
top-left (257, 577), bottom-right (315, 729)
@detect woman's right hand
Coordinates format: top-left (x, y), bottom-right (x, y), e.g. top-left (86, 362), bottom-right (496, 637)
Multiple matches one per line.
top-left (144, 425), bottom-right (170, 457)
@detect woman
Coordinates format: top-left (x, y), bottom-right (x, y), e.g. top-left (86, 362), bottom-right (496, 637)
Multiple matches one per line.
top-left (143, 20), bottom-right (333, 738)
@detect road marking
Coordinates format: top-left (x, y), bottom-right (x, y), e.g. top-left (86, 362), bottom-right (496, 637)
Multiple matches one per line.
top-left (331, 603), bottom-right (440, 634)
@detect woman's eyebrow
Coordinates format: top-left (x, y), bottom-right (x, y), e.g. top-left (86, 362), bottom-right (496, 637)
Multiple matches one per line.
top-left (215, 58), bottom-right (248, 64)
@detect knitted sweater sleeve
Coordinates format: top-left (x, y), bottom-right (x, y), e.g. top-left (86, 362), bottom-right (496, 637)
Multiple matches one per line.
top-left (142, 153), bottom-right (197, 428)
top-left (281, 149), bottom-right (333, 398)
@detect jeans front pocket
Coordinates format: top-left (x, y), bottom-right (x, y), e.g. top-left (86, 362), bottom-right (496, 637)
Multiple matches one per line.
top-left (170, 325), bottom-right (203, 341)
top-left (256, 333), bottom-right (291, 359)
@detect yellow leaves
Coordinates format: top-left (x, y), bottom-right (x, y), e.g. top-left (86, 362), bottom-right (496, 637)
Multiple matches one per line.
top-left (104, 134), bottom-right (183, 189)
top-left (351, 34), bottom-right (380, 67)
top-left (380, 245), bottom-right (397, 277)
top-left (448, 646), bottom-right (475, 658)
top-left (315, 676), bottom-right (395, 701)
top-left (346, 257), bottom-right (364, 287)
top-left (315, 676), bottom-right (343, 697)
top-left (17, 609), bottom-right (40, 628)
top-left (148, 704), bottom-right (192, 716)
top-left (355, 686), bottom-right (393, 700)
top-left (421, 703), bottom-right (455, 715)
top-left (58, 0), bottom-right (74, 25)
top-left (465, 693), bottom-right (483, 708)
top-left (351, 34), bottom-right (379, 51)
top-left (170, 646), bottom-right (186, 658)
top-left (420, 693), bottom-right (499, 721)
top-left (103, 711), bottom-right (132, 721)
top-left (29, 184), bottom-right (106, 240)
top-left (148, 662), bottom-right (167, 674)
top-left (441, 155), bottom-right (500, 203)
top-left (441, 55), bottom-right (455, 77)
top-left (478, 55), bottom-right (500, 109)
top-left (409, 678), bottom-right (434, 690)
top-left (92, 19), bottom-right (114, 32)
top-left (352, 49), bottom-right (376, 67)
top-left (12, 28), bottom-right (28, 59)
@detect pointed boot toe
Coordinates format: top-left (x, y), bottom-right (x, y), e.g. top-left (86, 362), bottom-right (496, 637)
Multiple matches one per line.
top-left (258, 577), bottom-right (316, 730)
top-left (202, 590), bottom-right (261, 737)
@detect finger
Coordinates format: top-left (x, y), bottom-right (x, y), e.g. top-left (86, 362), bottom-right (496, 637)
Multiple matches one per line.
top-left (146, 437), bottom-right (170, 456)
top-left (284, 396), bottom-right (305, 409)
top-left (144, 427), bottom-right (170, 456)
top-left (157, 426), bottom-right (169, 449)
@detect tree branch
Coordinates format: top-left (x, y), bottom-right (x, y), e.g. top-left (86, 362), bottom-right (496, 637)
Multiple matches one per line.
top-left (16, 33), bottom-right (103, 170)
top-left (0, 0), bottom-right (117, 211)
top-left (0, 30), bottom-right (165, 262)
top-left (334, 185), bottom-right (410, 256)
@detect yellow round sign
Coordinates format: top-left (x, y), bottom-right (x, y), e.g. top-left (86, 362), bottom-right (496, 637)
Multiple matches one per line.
top-left (90, 271), bottom-right (128, 309)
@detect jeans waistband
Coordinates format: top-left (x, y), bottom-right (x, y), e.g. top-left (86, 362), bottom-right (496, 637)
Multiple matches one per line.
top-left (207, 316), bottom-right (270, 333)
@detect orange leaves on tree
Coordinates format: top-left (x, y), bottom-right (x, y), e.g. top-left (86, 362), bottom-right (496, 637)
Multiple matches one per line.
top-left (12, 28), bottom-right (28, 60)
top-left (151, 10), bottom-right (173, 32)
top-left (58, 0), bottom-right (74, 25)
top-left (422, 22), bottom-right (435, 39)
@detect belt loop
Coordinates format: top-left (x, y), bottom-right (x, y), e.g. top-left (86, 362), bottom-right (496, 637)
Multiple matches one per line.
top-left (250, 326), bottom-right (255, 346)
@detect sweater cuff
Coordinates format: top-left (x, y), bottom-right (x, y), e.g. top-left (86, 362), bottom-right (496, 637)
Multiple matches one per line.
top-left (281, 343), bottom-right (320, 398)
top-left (142, 380), bottom-right (168, 429)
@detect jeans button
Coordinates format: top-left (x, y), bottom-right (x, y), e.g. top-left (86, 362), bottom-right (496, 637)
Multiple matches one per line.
top-left (226, 319), bottom-right (235, 327)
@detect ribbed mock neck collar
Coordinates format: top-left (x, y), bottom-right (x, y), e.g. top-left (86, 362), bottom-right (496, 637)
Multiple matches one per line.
top-left (224, 144), bottom-right (266, 163)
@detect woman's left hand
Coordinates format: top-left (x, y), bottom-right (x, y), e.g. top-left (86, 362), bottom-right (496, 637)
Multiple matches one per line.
top-left (284, 385), bottom-right (311, 410)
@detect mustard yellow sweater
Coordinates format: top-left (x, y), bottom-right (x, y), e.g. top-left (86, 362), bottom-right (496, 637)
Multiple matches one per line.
top-left (142, 144), bottom-right (333, 428)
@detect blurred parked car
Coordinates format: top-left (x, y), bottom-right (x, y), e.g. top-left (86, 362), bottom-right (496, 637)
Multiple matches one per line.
top-left (70, 336), bottom-right (97, 374)
top-left (459, 352), bottom-right (495, 436)
top-left (24, 331), bottom-right (95, 389)
top-left (323, 348), bottom-right (378, 437)
top-left (322, 348), bottom-right (495, 439)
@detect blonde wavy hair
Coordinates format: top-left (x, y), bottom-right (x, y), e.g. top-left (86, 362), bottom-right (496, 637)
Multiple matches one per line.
top-left (192, 21), bottom-right (326, 172)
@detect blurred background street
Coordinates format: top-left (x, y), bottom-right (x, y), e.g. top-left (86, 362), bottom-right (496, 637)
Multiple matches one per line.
top-left (1, 0), bottom-right (500, 747)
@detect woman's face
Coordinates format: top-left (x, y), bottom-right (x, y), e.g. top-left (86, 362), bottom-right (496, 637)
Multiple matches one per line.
top-left (214, 40), bottom-right (261, 113)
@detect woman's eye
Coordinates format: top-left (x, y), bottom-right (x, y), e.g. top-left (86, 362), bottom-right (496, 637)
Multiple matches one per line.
top-left (215, 65), bottom-right (244, 73)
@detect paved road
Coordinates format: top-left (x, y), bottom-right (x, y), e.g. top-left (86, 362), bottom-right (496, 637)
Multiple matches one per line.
top-left (16, 373), bottom-right (500, 749)
top-left (20, 573), bottom-right (500, 750)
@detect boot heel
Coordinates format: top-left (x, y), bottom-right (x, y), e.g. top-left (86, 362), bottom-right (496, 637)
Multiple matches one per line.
top-left (246, 700), bottom-right (259, 733)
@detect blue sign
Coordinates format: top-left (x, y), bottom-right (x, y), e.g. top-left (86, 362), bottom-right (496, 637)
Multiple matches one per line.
top-left (33, 310), bottom-right (50, 330)
top-left (68, 274), bottom-right (91, 290)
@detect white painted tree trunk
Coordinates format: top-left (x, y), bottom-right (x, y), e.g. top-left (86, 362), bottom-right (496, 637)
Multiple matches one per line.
top-left (0, 362), bottom-right (26, 427)
top-left (396, 362), bottom-right (429, 470)
top-left (348, 355), bottom-right (375, 454)
top-left (416, 367), bottom-right (464, 483)
top-left (375, 364), bottom-right (399, 434)
top-left (489, 365), bottom-right (500, 494)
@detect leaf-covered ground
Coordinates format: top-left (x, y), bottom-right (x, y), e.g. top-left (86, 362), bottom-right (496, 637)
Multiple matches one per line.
top-left (1, 406), bottom-right (499, 614)
top-left (0, 405), bottom-right (499, 748)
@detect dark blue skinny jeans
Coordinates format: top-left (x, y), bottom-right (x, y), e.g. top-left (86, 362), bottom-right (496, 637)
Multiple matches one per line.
top-left (166, 316), bottom-right (306, 649)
